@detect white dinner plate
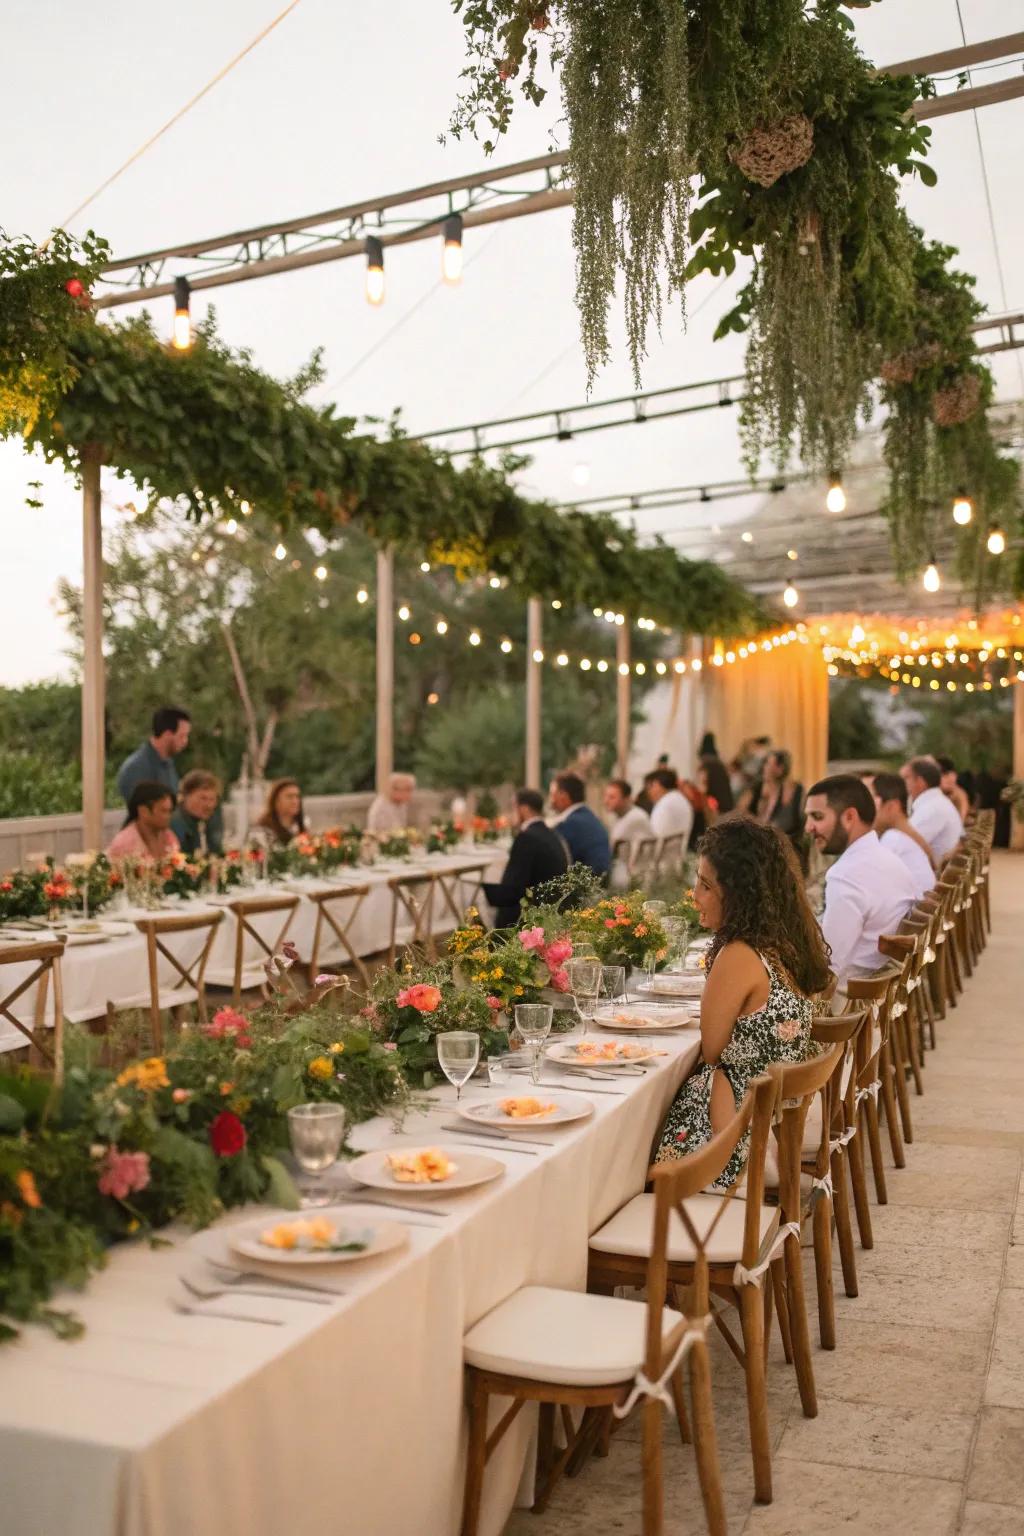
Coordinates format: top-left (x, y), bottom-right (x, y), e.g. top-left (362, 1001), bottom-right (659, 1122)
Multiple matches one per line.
top-left (228, 1205), bottom-right (408, 1266)
top-left (593, 1007), bottom-right (697, 1033)
top-left (65, 932), bottom-right (113, 948)
top-left (635, 973), bottom-right (705, 999)
top-left (456, 1093), bottom-right (593, 1129)
top-left (545, 1039), bottom-right (665, 1070)
top-left (347, 1145), bottom-right (505, 1194)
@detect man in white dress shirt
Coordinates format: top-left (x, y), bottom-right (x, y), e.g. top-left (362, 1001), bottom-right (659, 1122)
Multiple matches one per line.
top-left (646, 767), bottom-right (694, 843)
top-left (901, 756), bottom-right (962, 863)
top-left (603, 779), bottom-right (653, 850)
top-left (805, 774), bottom-right (917, 983)
top-left (869, 772), bottom-right (935, 901)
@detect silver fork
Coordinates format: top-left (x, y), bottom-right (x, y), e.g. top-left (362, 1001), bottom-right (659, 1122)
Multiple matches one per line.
top-left (181, 1274), bottom-right (336, 1306)
top-left (172, 1298), bottom-right (284, 1326)
top-left (207, 1262), bottom-right (347, 1294)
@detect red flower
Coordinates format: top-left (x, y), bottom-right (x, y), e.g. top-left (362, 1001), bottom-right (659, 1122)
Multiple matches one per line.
top-left (0, 881), bottom-right (12, 893)
top-left (209, 1110), bottom-right (247, 1158)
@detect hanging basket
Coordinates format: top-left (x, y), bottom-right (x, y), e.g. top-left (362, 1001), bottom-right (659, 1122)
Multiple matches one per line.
top-left (731, 115), bottom-right (814, 189)
top-left (931, 373), bottom-right (982, 428)
top-left (879, 342), bottom-right (942, 386)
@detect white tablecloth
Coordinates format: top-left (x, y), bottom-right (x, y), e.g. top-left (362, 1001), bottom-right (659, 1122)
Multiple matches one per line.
top-left (0, 847), bottom-right (506, 1051)
top-left (0, 1031), bottom-right (700, 1536)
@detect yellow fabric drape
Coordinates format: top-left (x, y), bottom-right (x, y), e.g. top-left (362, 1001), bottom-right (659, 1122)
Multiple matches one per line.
top-left (705, 642), bottom-right (829, 790)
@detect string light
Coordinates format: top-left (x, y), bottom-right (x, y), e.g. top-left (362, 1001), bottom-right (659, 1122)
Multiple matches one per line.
top-left (314, 564), bottom-right (327, 581)
top-left (655, 660), bottom-right (667, 674)
top-left (825, 476), bottom-right (846, 514)
top-left (556, 651), bottom-right (569, 665)
top-left (364, 236), bottom-right (385, 306)
top-left (787, 549), bottom-right (798, 561)
top-left (500, 638), bottom-right (512, 653)
top-left (420, 561), bottom-right (431, 572)
top-left (596, 659), bottom-right (608, 672)
top-left (922, 558), bottom-right (941, 593)
top-left (635, 662), bottom-right (646, 675)
top-left (468, 630), bottom-right (481, 646)
top-left (356, 588), bottom-right (369, 603)
top-left (618, 662), bottom-right (630, 676)
top-left (783, 583), bottom-right (799, 608)
top-left (692, 658), bottom-right (703, 672)
top-left (441, 214), bottom-right (463, 284)
top-left (987, 527), bottom-right (1006, 555)
top-left (436, 619), bottom-right (448, 635)
top-left (532, 648), bottom-right (544, 663)
top-left (409, 632), bottom-right (421, 645)
top-left (551, 599), bottom-right (562, 610)
top-left (273, 543), bottom-right (287, 561)
top-left (952, 490), bottom-right (973, 525)
top-left (580, 657), bottom-right (592, 670)
top-left (171, 276), bottom-right (192, 351)
top-left (427, 691), bottom-right (439, 705)
top-left (674, 660), bottom-right (686, 674)
top-left (225, 518), bottom-right (238, 534)
top-left (740, 531), bottom-right (753, 544)
top-left (489, 576), bottom-right (502, 589)
top-left (397, 604), bottom-right (411, 621)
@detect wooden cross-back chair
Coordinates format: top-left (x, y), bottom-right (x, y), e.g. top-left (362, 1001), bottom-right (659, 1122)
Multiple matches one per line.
top-left (843, 965), bottom-right (905, 1194)
top-left (460, 1087), bottom-right (763, 1536)
top-left (306, 883), bottom-right (371, 987)
top-left (629, 837), bottom-right (659, 884)
top-left (388, 872), bottom-right (438, 965)
top-left (588, 1073), bottom-right (783, 1505)
top-left (128, 910), bottom-right (224, 1050)
top-left (915, 879), bottom-right (957, 1020)
top-left (210, 894), bottom-right (301, 1006)
top-left (879, 933), bottom-right (925, 1100)
top-left (0, 939), bottom-right (65, 1080)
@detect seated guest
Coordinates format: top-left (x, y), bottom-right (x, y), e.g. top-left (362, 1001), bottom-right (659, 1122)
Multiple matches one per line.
top-left (805, 774), bottom-right (916, 984)
top-left (936, 755), bottom-right (971, 821)
top-left (171, 770), bottom-right (225, 857)
top-left (549, 772), bottom-right (611, 877)
top-left (646, 766), bottom-right (694, 843)
top-left (483, 789), bottom-right (569, 928)
top-left (700, 752), bottom-right (734, 815)
top-left (742, 749), bottom-right (803, 843)
top-left (116, 706), bottom-right (191, 804)
top-left (655, 816), bottom-right (832, 1186)
top-left (366, 772), bottom-right (416, 835)
top-left (107, 782), bottom-right (180, 861)
top-left (869, 772), bottom-right (935, 899)
top-left (253, 778), bottom-right (306, 848)
top-left (901, 756), bottom-right (962, 862)
top-left (603, 778), bottom-right (652, 849)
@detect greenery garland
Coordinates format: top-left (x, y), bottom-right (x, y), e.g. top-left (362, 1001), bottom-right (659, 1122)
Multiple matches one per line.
top-left (0, 230), bottom-right (764, 639)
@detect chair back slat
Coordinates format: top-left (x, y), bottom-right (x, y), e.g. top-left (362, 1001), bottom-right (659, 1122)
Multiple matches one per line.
top-left (0, 940), bottom-right (65, 1075)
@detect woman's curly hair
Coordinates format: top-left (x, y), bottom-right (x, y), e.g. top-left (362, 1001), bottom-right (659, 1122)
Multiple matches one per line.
top-left (699, 814), bottom-right (832, 996)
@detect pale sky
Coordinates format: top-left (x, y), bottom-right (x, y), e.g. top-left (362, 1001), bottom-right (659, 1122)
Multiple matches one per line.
top-left (1, 0), bottom-right (1021, 685)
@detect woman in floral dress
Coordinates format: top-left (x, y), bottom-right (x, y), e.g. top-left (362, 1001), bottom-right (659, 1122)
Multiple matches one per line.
top-left (656, 815), bottom-right (833, 1188)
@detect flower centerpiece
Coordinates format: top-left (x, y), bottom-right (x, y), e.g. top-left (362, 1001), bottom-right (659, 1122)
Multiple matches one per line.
top-left (374, 828), bottom-right (420, 860)
top-left (159, 851), bottom-right (208, 900)
top-left (425, 820), bottom-right (460, 854)
top-left (471, 816), bottom-right (507, 844)
top-left (361, 962), bottom-right (506, 1087)
top-left (569, 889), bottom-right (670, 972)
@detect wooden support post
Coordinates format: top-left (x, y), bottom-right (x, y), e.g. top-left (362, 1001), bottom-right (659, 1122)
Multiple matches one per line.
top-left (375, 547), bottom-right (394, 794)
top-left (526, 598), bottom-right (542, 787)
top-left (81, 449), bottom-right (105, 851)
top-left (616, 622), bottom-right (631, 779)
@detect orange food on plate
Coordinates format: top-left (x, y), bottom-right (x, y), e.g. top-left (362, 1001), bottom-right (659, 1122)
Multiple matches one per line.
top-left (386, 1148), bottom-right (457, 1183)
top-left (498, 1097), bottom-right (556, 1119)
top-left (260, 1217), bottom-right (338, 1250)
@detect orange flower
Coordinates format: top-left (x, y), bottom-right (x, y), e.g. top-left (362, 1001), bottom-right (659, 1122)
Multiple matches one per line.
top-left (219, 1081), bottom-right (235, 1096)
top-left (15, 1170), bottom-right (42, 1209)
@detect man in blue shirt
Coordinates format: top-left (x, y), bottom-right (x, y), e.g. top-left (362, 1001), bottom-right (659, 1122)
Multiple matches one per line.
top-left (549, 772), bottom-right (611, 878)
top-left (116, 706), bottom-right (192, 804)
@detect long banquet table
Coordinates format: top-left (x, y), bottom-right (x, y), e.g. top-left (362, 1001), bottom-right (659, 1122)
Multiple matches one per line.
top-left (0, 846), bottom-right (507, 1052)
top-left (0, 1028), bottom-right (700, 1536)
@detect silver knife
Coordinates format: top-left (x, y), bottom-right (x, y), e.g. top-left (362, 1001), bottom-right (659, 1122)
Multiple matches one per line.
top-left (439, 1122), bottom-right (556, 1149)
top-left (536, 1077), bottom-right (627, 1096)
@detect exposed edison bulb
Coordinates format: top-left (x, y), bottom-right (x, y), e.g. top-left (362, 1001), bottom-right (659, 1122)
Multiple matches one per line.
top-left (922, 560), bottom-right (941, 593)
top-left (850, 624), bottom-right (866, 644)
top-left (356, 588), bottom-right (369, 603)
top-left (952, 491), bottom-right (973, 526)
top-left (420, 560), bottom-right (431, 572)
top-left (172, 308), bottom-right (192, 351)
top-left (441, 215), bottom-right (463, 285)
top-left (596, 659), bottom-right (609, 672)
top-left (655, 660), bottom-right (667, 674)
top-left (436, 619), bottom-right (448, 635)
top-left (468, 630), bottom-right (481, 646)
top-left (488, 575), bottom-right (502, 589)
top-left (499, 638), bottom-right (512, 653)
top-left (273, 543), bottom-right (287, 561)
top-left (580, 657), bottom-right (592, 671)
top-left (691, 658), bottom-right (703, 672)
top-left (825, 479), bottom-right (846, 514)
top-left (674, 659), bottom-right (686, 674)
top-left (783, 584), bottom-right (799, 609)
top-left (314, 564), bottom-right (328, 582)
top-left (618, 661), bottom-right (630, 676)
top-left (987, 527), bottom-right (1006, 555)
top-left (397, 604), bottom-right (411, 621)
top-left (365, 236), bottom-right (385, 306)
top-left (532, 648), bottom-right (544, 663)
top-left (556, 651), bottom-right (569, 666)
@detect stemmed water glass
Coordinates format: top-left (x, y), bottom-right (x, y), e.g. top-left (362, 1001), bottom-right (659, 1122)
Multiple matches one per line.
top-left (600, 965), bottom-right (627, 1005)
top-left (565, 957), bottom-right (601, 1036)
top-left (661, 917), bottom-right (691, 973)
top-left (514, 1003), bottom-right (553, 1084)
top-left (437, 1031), bottom-right (481, 1101)
top-left (287, 1102), bottom-right (346, 1207)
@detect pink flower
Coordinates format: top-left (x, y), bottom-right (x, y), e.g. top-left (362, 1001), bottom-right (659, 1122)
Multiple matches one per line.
top-left (486, 995), bottom-right (503, 1010)
top-left (382, 1042), bottom-right (397, 1052)
top-left (396, 983), bottom-right (442, 1013)
top-left (550, 969), bottom-right (569, 993)
top-left (518, 926), bottom-right (545, 951)
top-left (172, 1088), bottom-right (191, 1103)
top-left (544, 937), bottom-right (572, 967)
top-left (359, 1005), bottom-right (379, 1020)
top-left (604, 918), bottom-right (617, 929)
top-left (776, 1019), bottom-right (802, 1043)
top-left (97, 1148), bottom-right (151, 1201)
top-left (203, 1007), bottom-right (252, 1048)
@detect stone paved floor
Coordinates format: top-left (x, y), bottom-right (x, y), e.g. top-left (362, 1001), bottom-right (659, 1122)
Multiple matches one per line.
top-left (505, 850), bottom-right (1024, 1536)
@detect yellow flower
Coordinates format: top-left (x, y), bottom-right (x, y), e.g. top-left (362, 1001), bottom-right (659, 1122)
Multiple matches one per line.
top-left (117, 1057), bottom-right (170, 1093)
top-left (307, 1056), bottom-right (334, 1080)
top-left (328, 1042), bottom-right (345, 1054)
top-left (126, 1218), bottom-right (140, 1234)
top-left (230, 1095), bottom-right (252, 1115)
top-left (491, 967), bottom-right (504, 980)
top-left (514, 985), bottom-right (524, 996)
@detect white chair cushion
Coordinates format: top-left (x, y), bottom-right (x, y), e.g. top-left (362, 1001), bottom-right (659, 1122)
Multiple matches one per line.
top-left (589, 1190), bottom-right (778, 1265)
top-left (765, 1095), bottom-right (823, 1187)
top-left (463, 1286), bottom-right (677, 1387)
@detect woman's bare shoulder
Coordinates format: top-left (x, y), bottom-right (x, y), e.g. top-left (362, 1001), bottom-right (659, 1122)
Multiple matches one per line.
top-left (711, 939), bottom-right (765, 975)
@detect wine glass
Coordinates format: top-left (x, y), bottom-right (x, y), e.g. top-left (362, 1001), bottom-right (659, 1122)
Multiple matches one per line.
top-left (514, 1003), bottom-right (553, 1084)
top-left (642, 900), bottom-right (668, 920)
top-left (661, 917), bottom-right (691, 973)
top-left (600, 965), bottom-right (626, 1005)
top-left (565, 957), bottom-right (601, 1036)
top-left (287, 1103), bottom-right (346, 1207)
top-left (437, 1031), bottom-right (481, 1101)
